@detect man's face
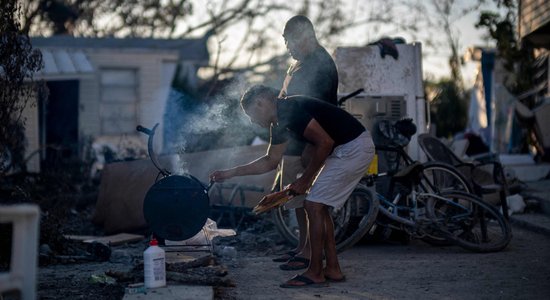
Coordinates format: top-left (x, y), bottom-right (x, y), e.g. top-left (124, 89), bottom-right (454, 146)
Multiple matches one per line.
top-left (283, 31), bottom-right (305, 60)
top-left (244, 99), bottom-right (271, 128)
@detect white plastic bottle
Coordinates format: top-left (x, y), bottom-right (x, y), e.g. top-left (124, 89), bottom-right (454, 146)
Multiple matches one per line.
top-left (144, 237), bottom-right (166, 288)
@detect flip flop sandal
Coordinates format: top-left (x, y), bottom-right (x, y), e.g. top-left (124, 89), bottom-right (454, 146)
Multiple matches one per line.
top-left (325, 275), bottom-right (346, 282)
top-left (272, 250), bottom-right (297, 262)
top-left (279, 256), bottom-right (310, 271)
top-left (279, 275), bottom-right (328, 288)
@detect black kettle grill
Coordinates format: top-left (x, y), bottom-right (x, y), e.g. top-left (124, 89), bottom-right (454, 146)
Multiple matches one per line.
top-left (138, 124), bottom-right (212, 241)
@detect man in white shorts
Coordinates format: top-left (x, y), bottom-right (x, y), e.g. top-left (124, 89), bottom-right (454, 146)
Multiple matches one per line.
top-left (209, 85), bottom-right (375, 288)
top-left (273, 15), bottom-right (339, 269)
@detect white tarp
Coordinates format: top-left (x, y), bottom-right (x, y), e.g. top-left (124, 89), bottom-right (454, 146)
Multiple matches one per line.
top-left (468, 85), bottom-right (488, 134)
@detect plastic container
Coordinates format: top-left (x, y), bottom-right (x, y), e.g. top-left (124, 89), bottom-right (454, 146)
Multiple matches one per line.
top-left (143, 238), bottom-right (166, 288)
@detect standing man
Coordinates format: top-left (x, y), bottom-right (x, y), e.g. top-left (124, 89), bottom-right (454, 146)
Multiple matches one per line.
top-left (209, 85), bottom-right (375, 287)
top-left (272, 15), bottom-right (339, 270)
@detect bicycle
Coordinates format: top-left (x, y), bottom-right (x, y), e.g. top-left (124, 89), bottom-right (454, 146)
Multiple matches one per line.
top-left (364, 162), bottom-right (511, 252)
top-left (369, 143), bottom-right (474, 245)
top-left (272, 182), bottom-right (379, 252)
top-left (271, 118), bottom-right (473, 250)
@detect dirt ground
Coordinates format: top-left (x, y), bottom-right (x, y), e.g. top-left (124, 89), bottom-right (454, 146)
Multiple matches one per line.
top-left (4, 170), bottom-right (548, 299)
top-left (217, 226), bottom-right (550, 300)
top-left (34, 221), bottom-right (550, 300)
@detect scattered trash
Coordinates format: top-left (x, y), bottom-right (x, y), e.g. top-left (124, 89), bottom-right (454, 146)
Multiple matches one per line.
top-left (505, 194), bottom-right (526, 216)
top-left (164, 218), bottom-right (236, 250)
top-left (220, 246), bottom-right (238, 260)
top-left (90, 274), bottom-right (117, 285)
top-left (87, 241), bottom-right (111, 261)
top-left (125, 283), bottom-right (146, 295)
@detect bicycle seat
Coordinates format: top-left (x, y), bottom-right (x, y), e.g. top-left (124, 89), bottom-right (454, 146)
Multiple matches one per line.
top-left (392, 161), bottom-right (424, 184)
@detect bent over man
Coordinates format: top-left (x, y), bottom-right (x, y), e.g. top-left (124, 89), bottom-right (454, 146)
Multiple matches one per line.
top-left (209, 85), bottom-right (375, 288)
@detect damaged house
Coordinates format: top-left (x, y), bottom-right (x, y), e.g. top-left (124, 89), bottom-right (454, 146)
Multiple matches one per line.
top-left (22, 36), bottom-right (209, 173)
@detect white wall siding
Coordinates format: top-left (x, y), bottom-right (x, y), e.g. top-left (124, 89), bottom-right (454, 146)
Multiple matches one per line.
top-left (84, 50), bottom-right (178, 152)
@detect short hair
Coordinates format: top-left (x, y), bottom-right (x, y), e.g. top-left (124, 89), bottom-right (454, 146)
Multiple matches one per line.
top-left (283, 15), bottom-right (316, 40)
top-left (240, 85), bottom-right (278, 110)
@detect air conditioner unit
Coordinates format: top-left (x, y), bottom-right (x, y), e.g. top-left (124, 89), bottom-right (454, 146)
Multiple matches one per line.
top-left (341, 94), bottom-right (406, 132)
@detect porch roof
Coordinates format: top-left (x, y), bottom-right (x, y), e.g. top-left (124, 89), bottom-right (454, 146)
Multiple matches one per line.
top-left (36, 48), bottom-right (95, 80)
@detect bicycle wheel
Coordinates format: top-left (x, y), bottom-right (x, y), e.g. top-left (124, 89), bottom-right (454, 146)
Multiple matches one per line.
top-left (418, 162), bottom-right (473, 246)
top-left (335, 184), bottom-right (379, 252)
top-left (271, 205), bottom-right (299, 246)
top-left (419, 161), bottom-right (472, 194)
top-left (271, 184), bottom-right (379, 252)
top-left (426, 190), bottom-right (512, 253)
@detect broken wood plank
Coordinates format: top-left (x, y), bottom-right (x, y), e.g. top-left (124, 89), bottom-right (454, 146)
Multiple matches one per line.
top-left (64, 233), bottom-right (144, 246)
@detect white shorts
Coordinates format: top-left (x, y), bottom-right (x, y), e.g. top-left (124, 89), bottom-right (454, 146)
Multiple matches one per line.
top-left (305, 131), bottom-right (375, 209)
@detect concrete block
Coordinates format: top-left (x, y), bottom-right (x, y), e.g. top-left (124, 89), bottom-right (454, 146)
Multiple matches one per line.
top-left (122, 285), bottom-right (213, 300)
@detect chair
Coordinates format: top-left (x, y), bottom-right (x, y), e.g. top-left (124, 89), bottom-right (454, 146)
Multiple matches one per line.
top-left (0, 205), bottom-right (40, 300)
top-left (417, 133), bottom-right (510, 219)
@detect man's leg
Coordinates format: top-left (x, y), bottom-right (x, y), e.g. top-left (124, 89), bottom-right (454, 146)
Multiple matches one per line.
top-left (276, 156), bottom-right (310, 265)
top-left (284, 200), bottom-right (326, 284)
top-left (280, 207), bottom-right (310, 269)
top-left (322, 209), bottom-right (344, 280)
top-left (296, 207), bottom-right (309, 255)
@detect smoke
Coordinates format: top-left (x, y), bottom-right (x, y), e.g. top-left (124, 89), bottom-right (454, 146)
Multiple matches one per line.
top-left (163, 76), bottom-right (263, 174)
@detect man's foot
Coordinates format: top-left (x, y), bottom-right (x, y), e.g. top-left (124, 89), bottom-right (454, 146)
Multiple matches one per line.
top-left (323, 268), bottom-right (345, 282)
top-left (279, 274), bottom-right (328, 288)
top-left (272, 250), bottom-right (297, 262)
top-left (279, 256), bottom-right (310, 270)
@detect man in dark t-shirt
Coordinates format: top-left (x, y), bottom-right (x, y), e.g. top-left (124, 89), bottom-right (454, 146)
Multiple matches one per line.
top-left (279, 15), bottom-right (339, 156)
top-left (209, 85), bottom-right (375, 288)
top-left (273, 15), bottom-right (339, 270)
top-left (279, 23), bottom-right (338, 104)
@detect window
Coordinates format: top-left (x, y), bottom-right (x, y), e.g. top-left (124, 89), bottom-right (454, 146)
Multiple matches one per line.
top-left (100, 69), bottom-right (138, 134)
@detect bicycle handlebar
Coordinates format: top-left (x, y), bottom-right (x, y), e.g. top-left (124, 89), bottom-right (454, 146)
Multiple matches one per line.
top-left (338, 88), bottom-right (365, 106)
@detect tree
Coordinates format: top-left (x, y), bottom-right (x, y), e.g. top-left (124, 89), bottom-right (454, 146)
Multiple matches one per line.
top-left (476, 0), bottom-right (539, 156)
top-left (18, 0), bottom-right (412, 84)
top-left (418, 0), bottom-right (484, 138)
top-left (475, 0), bottom-right (535, 97)
top-left (428, 79), bottom-right (468, 138)
top-left (0, 0), bottom-right (44, 175)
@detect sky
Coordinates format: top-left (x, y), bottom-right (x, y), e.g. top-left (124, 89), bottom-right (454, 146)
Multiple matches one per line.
top-left (178, 0), bottom-right (501, 89)
top-left (421, 11), bottom-right (493, 86)
top-left (330, 0), bottom-right (497, 87)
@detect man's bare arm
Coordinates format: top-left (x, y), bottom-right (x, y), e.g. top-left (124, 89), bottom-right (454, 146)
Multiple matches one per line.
top-left (209, 141), bottom-right (288, 182)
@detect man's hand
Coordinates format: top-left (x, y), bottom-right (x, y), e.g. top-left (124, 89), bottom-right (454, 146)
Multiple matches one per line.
top-left (209, 170), bottom-right (233, 182)
top-left (287, 176), bottom-right (312, 195)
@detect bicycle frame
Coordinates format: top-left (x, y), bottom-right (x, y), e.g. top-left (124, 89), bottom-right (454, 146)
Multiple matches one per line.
top-left (375, 190), bottom-right (415, 227)
top-left (366, 149), bottom-right (462, 236)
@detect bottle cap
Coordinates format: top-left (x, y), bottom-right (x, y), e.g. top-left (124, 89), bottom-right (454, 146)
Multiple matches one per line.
top-left (150, 238), bottom-right (158, 246)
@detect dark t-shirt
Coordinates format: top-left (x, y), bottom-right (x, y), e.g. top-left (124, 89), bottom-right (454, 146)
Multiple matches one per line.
top-left (271, 96), bottom-right (365, 152)
top-left (279, 45), bottom-right (338, 105)
top-left (279, 45), bottom-right (339, 155)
